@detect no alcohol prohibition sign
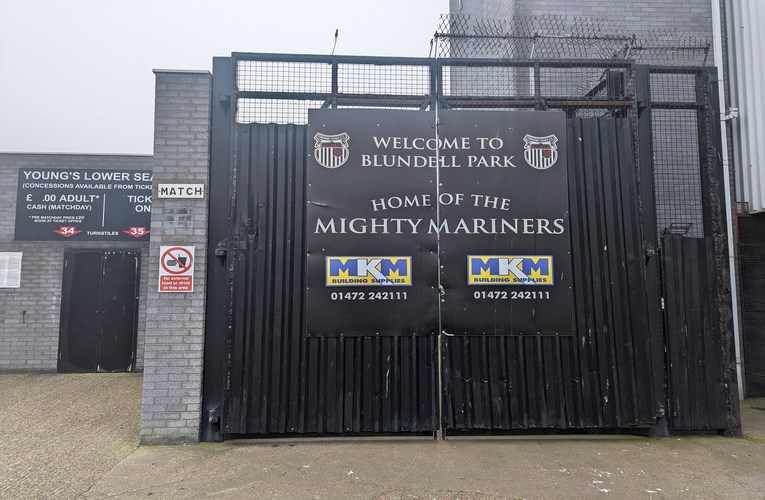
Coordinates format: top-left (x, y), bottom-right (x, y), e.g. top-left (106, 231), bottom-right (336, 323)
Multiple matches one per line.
top-left (158, 245), bottom-right (194, 292)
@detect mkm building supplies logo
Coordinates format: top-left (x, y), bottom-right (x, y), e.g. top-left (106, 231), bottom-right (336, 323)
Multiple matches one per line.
top-left (326, 257), bottom-right (412, 286)
top-left (468, 255), bottom-right (554, 285)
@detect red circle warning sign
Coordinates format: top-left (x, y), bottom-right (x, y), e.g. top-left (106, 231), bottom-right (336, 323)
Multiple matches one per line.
top-left (159, 245), bottom-right (195, 292)
top-left (161, 247), bottom-right (194, 275)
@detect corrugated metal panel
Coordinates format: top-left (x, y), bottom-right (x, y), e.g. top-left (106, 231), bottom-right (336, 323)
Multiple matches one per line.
top-left (663, 236), bottom-right (729, 430)
top-left (221, 118), bottom-right (668, 435)
top-left (443, 118), bottom-right (664, 431)
top-left (729, 0), bottom-right (765, 212)
top-left (224, 123), bottom-right (437, 435)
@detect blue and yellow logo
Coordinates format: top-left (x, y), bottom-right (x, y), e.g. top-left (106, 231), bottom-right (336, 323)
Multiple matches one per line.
top-left (467, 255), bottom-right (554, 285)
top-left (326, 257), bottom-right (412, 286)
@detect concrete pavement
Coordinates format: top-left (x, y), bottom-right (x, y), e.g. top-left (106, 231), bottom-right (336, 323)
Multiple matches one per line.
top-left (0, 373), bottom-right (141, 499)
top-left (2, 373), bottom-right (764, 499)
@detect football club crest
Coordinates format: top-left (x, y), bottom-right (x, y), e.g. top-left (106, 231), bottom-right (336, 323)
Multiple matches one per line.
top-left (523, 134), bottom-right (559, 170)
top-left (314, 132), bottom-right (350, 169)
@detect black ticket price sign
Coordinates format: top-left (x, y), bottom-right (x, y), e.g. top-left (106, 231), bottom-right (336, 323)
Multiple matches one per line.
top-left (15, 168), bottom-right (153, 241)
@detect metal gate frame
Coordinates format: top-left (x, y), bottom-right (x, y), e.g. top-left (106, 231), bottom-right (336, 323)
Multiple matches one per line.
top-left (202, 53), bottom-right (740, 441)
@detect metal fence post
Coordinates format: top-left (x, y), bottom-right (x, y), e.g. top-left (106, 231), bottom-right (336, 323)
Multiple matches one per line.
top-left (202, 57), bottom-right (235, 442)
top-left (635, 64), bottom-right (669, 436)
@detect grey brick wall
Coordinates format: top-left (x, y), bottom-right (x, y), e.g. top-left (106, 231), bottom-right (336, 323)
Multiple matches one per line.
top-left (452, 0), bottom-right (713, 37)
top-left (0, 153), bottom-right (152, 371)
top-left (451, 0), bottom-right (714, 56)
top-left (140, 70), bottom-right (211, 444)
top-left (450, 0), bottom-right (516, 19)
top-left (516, 0), bottom-right (712, 35)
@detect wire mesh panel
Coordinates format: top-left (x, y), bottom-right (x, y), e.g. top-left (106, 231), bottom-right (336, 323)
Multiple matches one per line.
top-left (442, 64), bottom-right (525, 97)
top-left (649, 72), bottom-right (698, 104)
top-left (233, 55), bottom-right (434, 123)
top-left (648, 69), bottom-right (712, 238)
top-left (538, 66), bottom-right (620, 99)
top-left (236, 98), bottom-right (325, 125)
top-left (338, 63), bottom-right (430, 96)
top-left (651, 108), bottom-right (705, 238)
top-left (440, 60), bottom-right (637, 124)
top-left (236, 60), bottom-right (332, 94)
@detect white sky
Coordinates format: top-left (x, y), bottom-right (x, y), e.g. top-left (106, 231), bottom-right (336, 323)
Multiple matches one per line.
top-left (0, 0), bottom-right (447, 154)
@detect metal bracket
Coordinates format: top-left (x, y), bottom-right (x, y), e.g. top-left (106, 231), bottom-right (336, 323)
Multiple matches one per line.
top-left (721, 107), bottom-right (739, 121)
top-left (218, 93), bottom-right (231, 109)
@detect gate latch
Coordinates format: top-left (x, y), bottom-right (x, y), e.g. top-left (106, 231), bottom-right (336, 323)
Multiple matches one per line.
top-left (215, 240), bottom-right (227, 258)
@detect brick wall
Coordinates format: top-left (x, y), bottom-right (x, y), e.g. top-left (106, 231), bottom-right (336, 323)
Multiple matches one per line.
top-left (139, 70), bottom-right (211, 444)
top-left (516, 0), bottom-right (712, 34)
top-left (450, 0), bottom-right (516, 18)
top-left (0, 153), bottom-right (152, 371)
top-left (451, 0), bottom-right (714, 51)
top-left (452, 0), bottom-right (713, 34)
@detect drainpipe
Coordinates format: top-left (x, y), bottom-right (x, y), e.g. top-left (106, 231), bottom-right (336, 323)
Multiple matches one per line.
top-left (711, 0), bottom-right (745, 400)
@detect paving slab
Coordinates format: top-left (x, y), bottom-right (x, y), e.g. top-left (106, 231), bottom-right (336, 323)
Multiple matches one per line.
top-left (2, 373), bottom-right (765, 499)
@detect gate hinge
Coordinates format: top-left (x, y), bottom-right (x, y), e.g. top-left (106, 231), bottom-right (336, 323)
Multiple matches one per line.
top-left (207, 405), bottom-right (221, 425)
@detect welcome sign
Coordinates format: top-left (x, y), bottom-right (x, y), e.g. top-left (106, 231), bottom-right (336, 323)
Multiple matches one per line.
top-left (306, 109), bottom-right (571, 337)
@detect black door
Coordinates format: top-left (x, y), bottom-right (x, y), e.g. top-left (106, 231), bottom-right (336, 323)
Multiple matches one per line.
top-left (58, 250), bottom-right (140, 373)
top-left (662, 237), bottom-right (731, 431)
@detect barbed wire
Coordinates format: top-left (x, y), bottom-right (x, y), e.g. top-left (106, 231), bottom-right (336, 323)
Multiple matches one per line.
top-left (434, 14), bottom-right (711, 65)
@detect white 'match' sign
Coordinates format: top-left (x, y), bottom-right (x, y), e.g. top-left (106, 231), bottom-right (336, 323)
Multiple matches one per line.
top-left (157, 184), bottom-right (205, 199)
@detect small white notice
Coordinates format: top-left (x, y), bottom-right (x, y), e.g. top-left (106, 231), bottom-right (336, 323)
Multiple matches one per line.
top-left (157, 183), bottom-right (205, 199)
top-left (0, 252), bottom-right (22, 288)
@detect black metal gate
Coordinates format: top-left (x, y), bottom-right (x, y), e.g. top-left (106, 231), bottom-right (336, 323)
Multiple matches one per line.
top-left (443, 118), bottom-right (660, 432)
top-left (663, 237), bottom-right (731, 431)
top-left (202, 54), bottom-right (740, 440)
